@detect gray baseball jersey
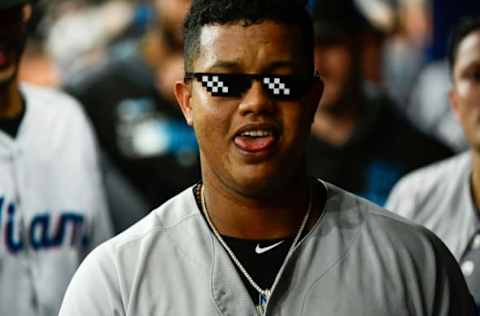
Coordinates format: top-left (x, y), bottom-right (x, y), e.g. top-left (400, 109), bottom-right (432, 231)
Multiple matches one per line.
top-left (0, 84), bottom-right (113, 316)
top-left (386, 151), bottom-right (480, 303)
top-left (59, 181), bottom-right (474, 316)
top-left (386, 151), bottom-right (476, 261)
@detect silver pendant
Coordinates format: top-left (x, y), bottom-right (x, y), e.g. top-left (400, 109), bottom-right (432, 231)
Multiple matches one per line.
top-left (256, 289), bottom-right (271, 315)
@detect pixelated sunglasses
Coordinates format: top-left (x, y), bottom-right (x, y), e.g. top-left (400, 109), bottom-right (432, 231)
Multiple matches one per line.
top-left (184, 72), bottom-right (321, 99)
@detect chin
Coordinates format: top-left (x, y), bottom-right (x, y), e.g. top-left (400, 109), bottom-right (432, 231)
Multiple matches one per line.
top-left (232, 166), bottom-right (300, 198)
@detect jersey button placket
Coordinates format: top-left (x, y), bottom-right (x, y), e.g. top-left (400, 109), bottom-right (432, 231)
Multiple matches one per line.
top-left (462, 260), bottom-right (475, 277)
top-left (14, 145), bottom-right (38, 305)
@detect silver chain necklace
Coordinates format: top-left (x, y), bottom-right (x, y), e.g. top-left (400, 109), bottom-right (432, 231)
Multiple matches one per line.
top-left (200, 184), bottom-right (312, 315)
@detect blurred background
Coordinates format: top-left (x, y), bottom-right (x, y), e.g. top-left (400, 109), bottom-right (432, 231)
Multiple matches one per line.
top-left (20, 0), bottom-right (480, 231)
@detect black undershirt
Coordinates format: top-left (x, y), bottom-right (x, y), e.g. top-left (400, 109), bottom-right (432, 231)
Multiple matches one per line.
top-left (193, 181), bottom-right (326, 306)
top-left (221, 234), bottom-right (296, 305)
top-left (0, 96), bottom-right (25, 138)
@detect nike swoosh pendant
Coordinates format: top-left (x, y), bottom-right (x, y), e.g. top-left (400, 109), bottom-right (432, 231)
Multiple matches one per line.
top-left (255, 241), bottom-right (284, 254)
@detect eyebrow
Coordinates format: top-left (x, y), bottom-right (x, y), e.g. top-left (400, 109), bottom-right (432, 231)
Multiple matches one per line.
top-left (206, 61), bottom-right (241, 72)
top-left (458, 59), bottom-right (480, 75)
top-left (205, 60), bottom-right (299, 73)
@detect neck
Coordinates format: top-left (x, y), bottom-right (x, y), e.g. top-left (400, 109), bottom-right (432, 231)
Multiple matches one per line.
top-left (0, 81), bottom-right (22, 119)
top-left (311, 101), bottom-right (359, 145)
top-left (471, 151), bottom-right (480, 209)
top-left (201, 176), bottom-right (319, 240)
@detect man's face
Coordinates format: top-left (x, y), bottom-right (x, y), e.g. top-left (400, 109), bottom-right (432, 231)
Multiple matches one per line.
top-left (314, 43), bottom-right (353, 110)
top-left (176, 21), bottom-right (322, 197)
top-left (0, 4), bottom-right (29, 87)
top-left (154, 0), bottom-right (191, 43)
top-left (450, 30), bottom-right (480, 151)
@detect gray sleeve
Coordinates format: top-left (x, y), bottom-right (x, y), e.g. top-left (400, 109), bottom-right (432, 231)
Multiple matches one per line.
top-left (59, 245), bottom-right (124, 316)
top-left (366, 208), bottom-right (475, 315)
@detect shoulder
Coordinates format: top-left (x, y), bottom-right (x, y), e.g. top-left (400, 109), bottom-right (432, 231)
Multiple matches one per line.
top-left (59, 186), bottom-right (211, 315)
top-left (95, 186), bottom-right (201, 260)
top-left (323, 181), bottom-right (422, 232)
top-left (386, 152), bottom-right (470, 211)
top-left (21, 83), bottom-right (89, 122)
top-left (323, 181), bottom-right (454, 255)
top-left (320, 183), bottom-right (476, 313)
top-left (398, 152), bottom-right (468, 187)
top-left (19, 83), bottom-right (100, 158)
top-left (323, 183), bottom-right (468, 285)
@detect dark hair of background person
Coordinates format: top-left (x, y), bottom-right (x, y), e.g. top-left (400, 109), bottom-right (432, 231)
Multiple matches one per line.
top-left (448, 16), bottom-right (480, 72)
top-left (310, 0), bottom-right (368, 113)
top-left (311, 0), bottom-right (369, 47)
top-left (183, 0), bottom-right (314, 74)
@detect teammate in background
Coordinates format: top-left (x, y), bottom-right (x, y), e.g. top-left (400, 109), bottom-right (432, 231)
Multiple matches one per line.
top-left (308, 0), bottom-right (453, 207)
top-left (63, 0), bottom-right (198, 214)
top-left (59, 1), bottom-right (474, 315)
top-left (0, 1), bottom-right (112, 315)
top-left (386, 17), bottom-right (480, 307)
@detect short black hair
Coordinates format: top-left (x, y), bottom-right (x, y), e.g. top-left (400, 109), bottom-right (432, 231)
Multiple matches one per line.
top-left (183, 0), bottom-right (314, 73)
top-left (312, 0), bottom-right (370, 46)
top-left (448, 16), bottom-right (480, 72)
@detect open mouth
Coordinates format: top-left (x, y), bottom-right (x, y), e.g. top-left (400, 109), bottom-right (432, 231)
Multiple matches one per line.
top-left (233, 125), bottom-right (280, 153)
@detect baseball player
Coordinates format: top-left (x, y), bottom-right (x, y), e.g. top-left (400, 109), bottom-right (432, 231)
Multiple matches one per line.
top-left (59, 0), bottom-right (475, 315)
top-left (0, 1), bottom-right (113, 315)
top-left (386, 16), bottom-right (480, 307)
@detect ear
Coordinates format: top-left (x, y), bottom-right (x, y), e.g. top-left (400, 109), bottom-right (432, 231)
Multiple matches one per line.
top-left (23, 4), bottom-right (32, 23)
top-left (449, 87), bottom-right (461, 121)
top-left (175, 80), bottom-right (193, 126)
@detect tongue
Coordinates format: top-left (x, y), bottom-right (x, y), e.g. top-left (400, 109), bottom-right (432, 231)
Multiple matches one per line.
top-left (234, 135), bottom-right (275, 152)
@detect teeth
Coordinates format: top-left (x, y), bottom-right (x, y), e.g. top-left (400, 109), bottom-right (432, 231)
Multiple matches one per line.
top-left (240, 130), bottom-right (273, 137)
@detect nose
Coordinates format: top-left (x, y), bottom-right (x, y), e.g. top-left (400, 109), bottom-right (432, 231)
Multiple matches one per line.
top-left (238, 80), bottom-right (275, 116)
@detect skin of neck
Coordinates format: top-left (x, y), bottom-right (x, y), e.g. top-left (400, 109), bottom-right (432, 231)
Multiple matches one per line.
top-left (311, 96), bottom-right (360, 146)
top-left (312, 108), bottom-right (357, 145)
top-left (0, 78), bottom-right (22, 119)
top-left (201, 164), bottom-right (319, 240)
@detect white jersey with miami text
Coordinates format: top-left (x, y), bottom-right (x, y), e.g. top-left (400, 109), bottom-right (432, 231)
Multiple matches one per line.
top-left (0, 83), bottom-right (113, 316)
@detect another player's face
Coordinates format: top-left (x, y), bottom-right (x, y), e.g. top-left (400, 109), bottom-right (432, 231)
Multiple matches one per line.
top-left (314, 43), bottom-right (353, 110)
top-left (0, 4), bottom-right (29, 87)
top-left (450, 30), bottom-right (480, 151)
top-left (176, 21), bottom-right (322, 197)
top-left (153, 0), bottom-right (191, 43)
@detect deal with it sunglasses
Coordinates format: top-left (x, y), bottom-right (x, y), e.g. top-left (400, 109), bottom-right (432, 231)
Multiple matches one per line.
top-left (184, 72), bottom-right (321, 100)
